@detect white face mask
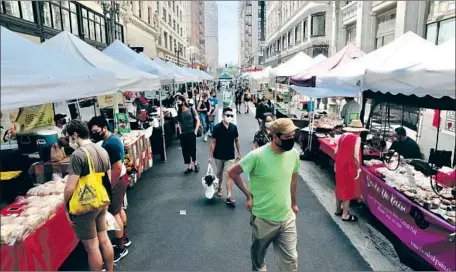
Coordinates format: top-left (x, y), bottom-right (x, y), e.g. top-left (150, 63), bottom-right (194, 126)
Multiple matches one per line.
top-left (223, 116), bottom-right (233, 123)
top-left (265, 122), bottom-right (272, 128)
top-left (69, 136), bottom-right (79, 150)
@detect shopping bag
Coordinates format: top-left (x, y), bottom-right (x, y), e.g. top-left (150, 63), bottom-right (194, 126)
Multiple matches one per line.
top-left (202, 164), bottom-right (219, 199)
top-left (69, 147), bottom-right (111, 215)
top-left (106, 211), bottom-right (121, 231)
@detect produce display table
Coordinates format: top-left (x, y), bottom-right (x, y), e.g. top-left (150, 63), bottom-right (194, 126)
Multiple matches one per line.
top-left (362, 166), bottom-right (456, 271)
top-left (317, 137), bottom-right (456, 271)
top-left (317, 137), bottom-right (381, 160)
top-left (122, 128), bottom-right (153, 186)
top-left (1, 202), bottom-right (78, 271)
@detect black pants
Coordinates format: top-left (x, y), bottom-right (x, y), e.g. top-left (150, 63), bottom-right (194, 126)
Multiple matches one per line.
top-left (180, 132), bottom-right (197, 164)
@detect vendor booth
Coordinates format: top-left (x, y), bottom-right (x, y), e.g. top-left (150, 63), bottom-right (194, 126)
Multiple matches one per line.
top-left (293, 32), bottom-right (455, 271)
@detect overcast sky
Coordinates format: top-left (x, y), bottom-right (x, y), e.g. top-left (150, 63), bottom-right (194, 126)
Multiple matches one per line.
top-left (217, 1), bottom-right (238, 67)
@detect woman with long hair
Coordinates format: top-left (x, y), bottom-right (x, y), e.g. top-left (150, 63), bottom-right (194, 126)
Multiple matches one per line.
top-left (177, 96), bottom-right (200, 174)
top-left (252, 113), bottom-right (274, 150)
top-left (243, 89), bottom-right (252, 114)
top-left (197, 92), bottom-right (212, 142)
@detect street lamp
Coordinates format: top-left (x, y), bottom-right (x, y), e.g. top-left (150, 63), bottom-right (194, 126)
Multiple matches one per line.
top-left (101, 0), bottom-right (120, 44)
top-left (175, 45), bottom-right (182, 67)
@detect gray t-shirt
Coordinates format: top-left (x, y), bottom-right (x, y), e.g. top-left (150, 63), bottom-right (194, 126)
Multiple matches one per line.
top-left (68, 143), bottom-right (111, 177)
top-left (178, 108), bottom-right (197, 134)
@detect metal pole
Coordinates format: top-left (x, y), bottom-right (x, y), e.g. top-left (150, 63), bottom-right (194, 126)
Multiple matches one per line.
top-left (159, 89), bottom-right (167, 162)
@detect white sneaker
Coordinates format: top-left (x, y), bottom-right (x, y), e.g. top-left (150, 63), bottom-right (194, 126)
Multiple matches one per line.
top-left (204, 135), bottom-right (208, 142)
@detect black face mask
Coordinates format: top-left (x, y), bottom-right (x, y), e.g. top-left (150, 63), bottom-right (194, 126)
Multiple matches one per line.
top-left (91, 131), bottom-right (105, 142)
top-left (277, 137), bottom-right (294, 152)
top-left (60, 119), bottom-right (67, 125)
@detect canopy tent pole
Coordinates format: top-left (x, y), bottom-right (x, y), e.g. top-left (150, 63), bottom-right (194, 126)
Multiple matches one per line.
top-left (113, 90), bottom-right (119, 130)
top-left (191, 82), bottom-right (195, 107)
top-left (159, 88), bottom-right (167, 162)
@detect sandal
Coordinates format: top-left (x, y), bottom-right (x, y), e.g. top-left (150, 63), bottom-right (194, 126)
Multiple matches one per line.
top-left (334, 211), bottom-right (343, 216)
top-left (342, 214), bottom-right (358, 222)
top-left (217, 191), bottom-right (223, 197)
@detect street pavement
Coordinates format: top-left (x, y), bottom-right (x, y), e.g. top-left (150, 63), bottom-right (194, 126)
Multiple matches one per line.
top-left (61, 95), bottom-right (373, 271)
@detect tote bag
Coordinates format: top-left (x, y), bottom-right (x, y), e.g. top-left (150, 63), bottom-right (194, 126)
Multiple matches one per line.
top-left (69, 147), bottom-right (110, 215)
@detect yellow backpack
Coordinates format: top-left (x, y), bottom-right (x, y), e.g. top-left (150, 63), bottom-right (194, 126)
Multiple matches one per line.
top-left (69, 147), bottom-right (110, 215)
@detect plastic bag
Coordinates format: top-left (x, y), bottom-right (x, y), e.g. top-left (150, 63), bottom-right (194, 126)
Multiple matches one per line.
top-left (105, 211), bottom-right (121, 231)
top-left (202, 164), bottom-right (219, 199)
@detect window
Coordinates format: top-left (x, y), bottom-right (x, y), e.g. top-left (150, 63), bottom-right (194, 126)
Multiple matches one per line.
top-left (346, 24), bottom-right (356, 43)
top-left (287, 31), bottom-right (292, 47)
top-left (426, 23), bottom-right (437, 44)
top-left (168, 15), bottom-right (171, 26)
top-left (180, 27), bottom-right (183, 36)
top-left (169, 35), bottom-right (173, 51)
top-left (437, 18), bottom-right (455, 44)
top-left (173, 1), bottom-right (175, 12)
top-left (138, 4), bottom-right (141, 18)
top-left (311, 12), bottom-right (325, 36)
top-left (164, 32), bottom-right (168, 48)
top-left (376, 11), bottom-right (396, 36)
top-left (303, 20), bottom-right (308, 39)
top-left (174, 39), bottom-right (177, 52)
top-left (148, 7), bottom-right (152, 24)
top-left (173, 19), bottom-right (176, 30)
top-left (163, 8), bottom-right (166, 21)
top-left (81, 7), bottom-right (106, 43)
top-left (2, 1), bottom-right (20, 19)
top-left (40, 2), bottom-right (78, 33)
top-left (375, 33), bottom-right (394, 49)
top-left (295, 24), bottom-right (301, 43)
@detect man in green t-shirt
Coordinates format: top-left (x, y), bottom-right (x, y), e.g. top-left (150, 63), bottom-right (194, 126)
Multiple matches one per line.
top-left (228, 118), bottom-right (300, 271)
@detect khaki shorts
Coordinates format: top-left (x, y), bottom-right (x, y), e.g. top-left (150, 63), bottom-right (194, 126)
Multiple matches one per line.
top-left (71, 207), bottom-right (107, 240)
top-left (214, 159), bottom-right (235, 181)
top-left (108, 174), bottom-right (129, 216)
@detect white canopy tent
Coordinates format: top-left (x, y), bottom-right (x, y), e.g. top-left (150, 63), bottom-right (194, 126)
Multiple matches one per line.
top-left (42, 31), bottom-right (161, 92)
top-left (195, 69), bottom-right (214, 81)
top-left (364, 38), bottom-right (454, 98)
top-left (103, 40), bottom-right (169, 85)
top-left (1, 27), bottom-right (116, 111)
top-left (182, 67), bottom-right (204, 82)
top-left (162, 60), bottom-right (200, 83)
top-left (271, 52), bottom-right (314, 77)
top-left (293, 32), bottom-right (438, 98)
top-left (138, 53), bottom-right (186, 84)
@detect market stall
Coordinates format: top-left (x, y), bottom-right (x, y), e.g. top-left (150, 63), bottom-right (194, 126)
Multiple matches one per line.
top-left (303, 33), bottom-right (455, 271)
top-left (1, 28), bottom-right (119, 271)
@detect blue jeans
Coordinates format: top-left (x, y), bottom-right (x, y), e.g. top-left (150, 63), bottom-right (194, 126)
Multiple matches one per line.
top-left (209, 119), bottom-right (215, 134)
top-left (200, 113), bottom-right (208, 135)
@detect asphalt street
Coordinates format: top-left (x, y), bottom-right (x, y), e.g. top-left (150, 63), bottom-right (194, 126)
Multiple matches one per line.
top-left (61, 93), bottom-right (372, 271)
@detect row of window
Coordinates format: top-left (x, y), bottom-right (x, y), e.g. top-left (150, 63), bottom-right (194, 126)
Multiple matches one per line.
top-left (161, 8), bottom-right (183, 36)
top-left (265, 12), bottom-right (326, 58)
top-left (160, 31), bottom-right (186, 58)
top-left (1, 1), bottom-right (123, 44)
top-left (426, 17), bottom-right (455, 45)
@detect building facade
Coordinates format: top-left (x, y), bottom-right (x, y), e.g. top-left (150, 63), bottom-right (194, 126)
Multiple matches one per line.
top-left (123, 1), bottom-right (159, 58)
top-left (0, 1), bottom-right (124, 48)
top-left (204, 1), bottom-right (218, 74)
top-left (337, 1), bottom-right (455, 53)
top-left (238, 1), bottom-right (266, 69)
top-left (187, 0), bottom-right (206, 69)
top-left (263, 1), bottom-right (334, 67)
top-left (155, 0), bottom-right (189, 66)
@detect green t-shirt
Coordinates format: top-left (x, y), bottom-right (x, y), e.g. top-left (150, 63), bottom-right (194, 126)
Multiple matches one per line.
top-left (240, 145), bottom-right (300, 222)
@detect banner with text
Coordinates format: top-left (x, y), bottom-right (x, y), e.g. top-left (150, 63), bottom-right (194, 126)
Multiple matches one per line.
top-left (15, 104), bottom-right (54, 131)
top-left (361, 168), bottom-right (455, 271)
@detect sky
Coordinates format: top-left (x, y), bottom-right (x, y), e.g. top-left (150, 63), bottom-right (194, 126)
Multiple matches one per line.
top-left (217, 1), bottom-right (238, 67)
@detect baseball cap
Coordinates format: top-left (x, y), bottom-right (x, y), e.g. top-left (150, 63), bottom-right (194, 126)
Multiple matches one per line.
top-left (54, 114), bottom-right (67, 123)
top-left (270, 118), bottom-right (299, 135)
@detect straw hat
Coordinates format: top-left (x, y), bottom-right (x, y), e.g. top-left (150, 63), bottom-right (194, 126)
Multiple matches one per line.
top-left (343, 120), bottom-right (368, 132)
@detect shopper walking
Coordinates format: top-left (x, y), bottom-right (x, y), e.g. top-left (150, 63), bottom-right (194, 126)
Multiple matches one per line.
top-left (208, 107), bottom-right (242, 204)
top-left (243, 89), bottom-right (252, 114)
top-left (208, 90), bottom-right (219, 136)
top-left (228, 118), bottom-right (300, 271)
top-left (197, 92), bottom-right (212, 142)
top-left (334, 120), bottom-right (365, 222)
top-left (177, 96), bottom-right (200, 174)
top-left (253, 113), bottom-right (274, 149)
top-left (235, 88), bottom-right (243, 114)
top-left (88, 116), bottom-right (130, 262)
top-left (64, 120), bottom-right (114, 272)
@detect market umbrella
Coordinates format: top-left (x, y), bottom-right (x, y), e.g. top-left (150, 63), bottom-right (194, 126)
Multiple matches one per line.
top-left (1, 27), bottom-right (116, 111)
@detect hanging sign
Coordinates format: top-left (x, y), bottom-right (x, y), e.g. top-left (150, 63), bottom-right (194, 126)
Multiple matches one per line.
top-left (444, 111), bottom-right (455, 133)
top-left (15, 104), bottom-right (54, 131)
top-left (115, 113), bottom-right (131, 134)
top-left (97, 93), bottom-right (125, 108)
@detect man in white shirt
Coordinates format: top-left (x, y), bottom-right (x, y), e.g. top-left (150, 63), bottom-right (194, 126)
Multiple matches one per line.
top-left (52, 114), bottom-right (67, 137)
top-left (340, 97), bottom-right (361, 126)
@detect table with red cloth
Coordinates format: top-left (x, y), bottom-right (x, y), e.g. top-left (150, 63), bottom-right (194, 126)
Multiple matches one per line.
top-left (317, 137), bottom-right (381, 160)
top-left (1, 201), bottom-right (78, 271)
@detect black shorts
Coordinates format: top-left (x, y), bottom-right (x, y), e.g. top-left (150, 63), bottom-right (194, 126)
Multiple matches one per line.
top-left (235, 100), bottom-right (242, 105)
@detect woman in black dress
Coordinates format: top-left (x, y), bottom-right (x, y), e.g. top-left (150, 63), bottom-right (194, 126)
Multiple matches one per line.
top-left (253, 113), bottom-right (274, 149)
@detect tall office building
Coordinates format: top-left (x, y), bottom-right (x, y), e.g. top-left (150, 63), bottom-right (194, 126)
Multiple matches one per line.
top-left (155, 1), bottom-right (189, 66)
top-left (238, 1), bottom-right (266, 69)
top-left (187, 0), bottom-right (206, 69)
top-left (204, 1), bottom-right (218, 74)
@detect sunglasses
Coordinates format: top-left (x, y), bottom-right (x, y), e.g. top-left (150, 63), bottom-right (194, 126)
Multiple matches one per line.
top-left (224, 114), bottom-right (234, 118)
